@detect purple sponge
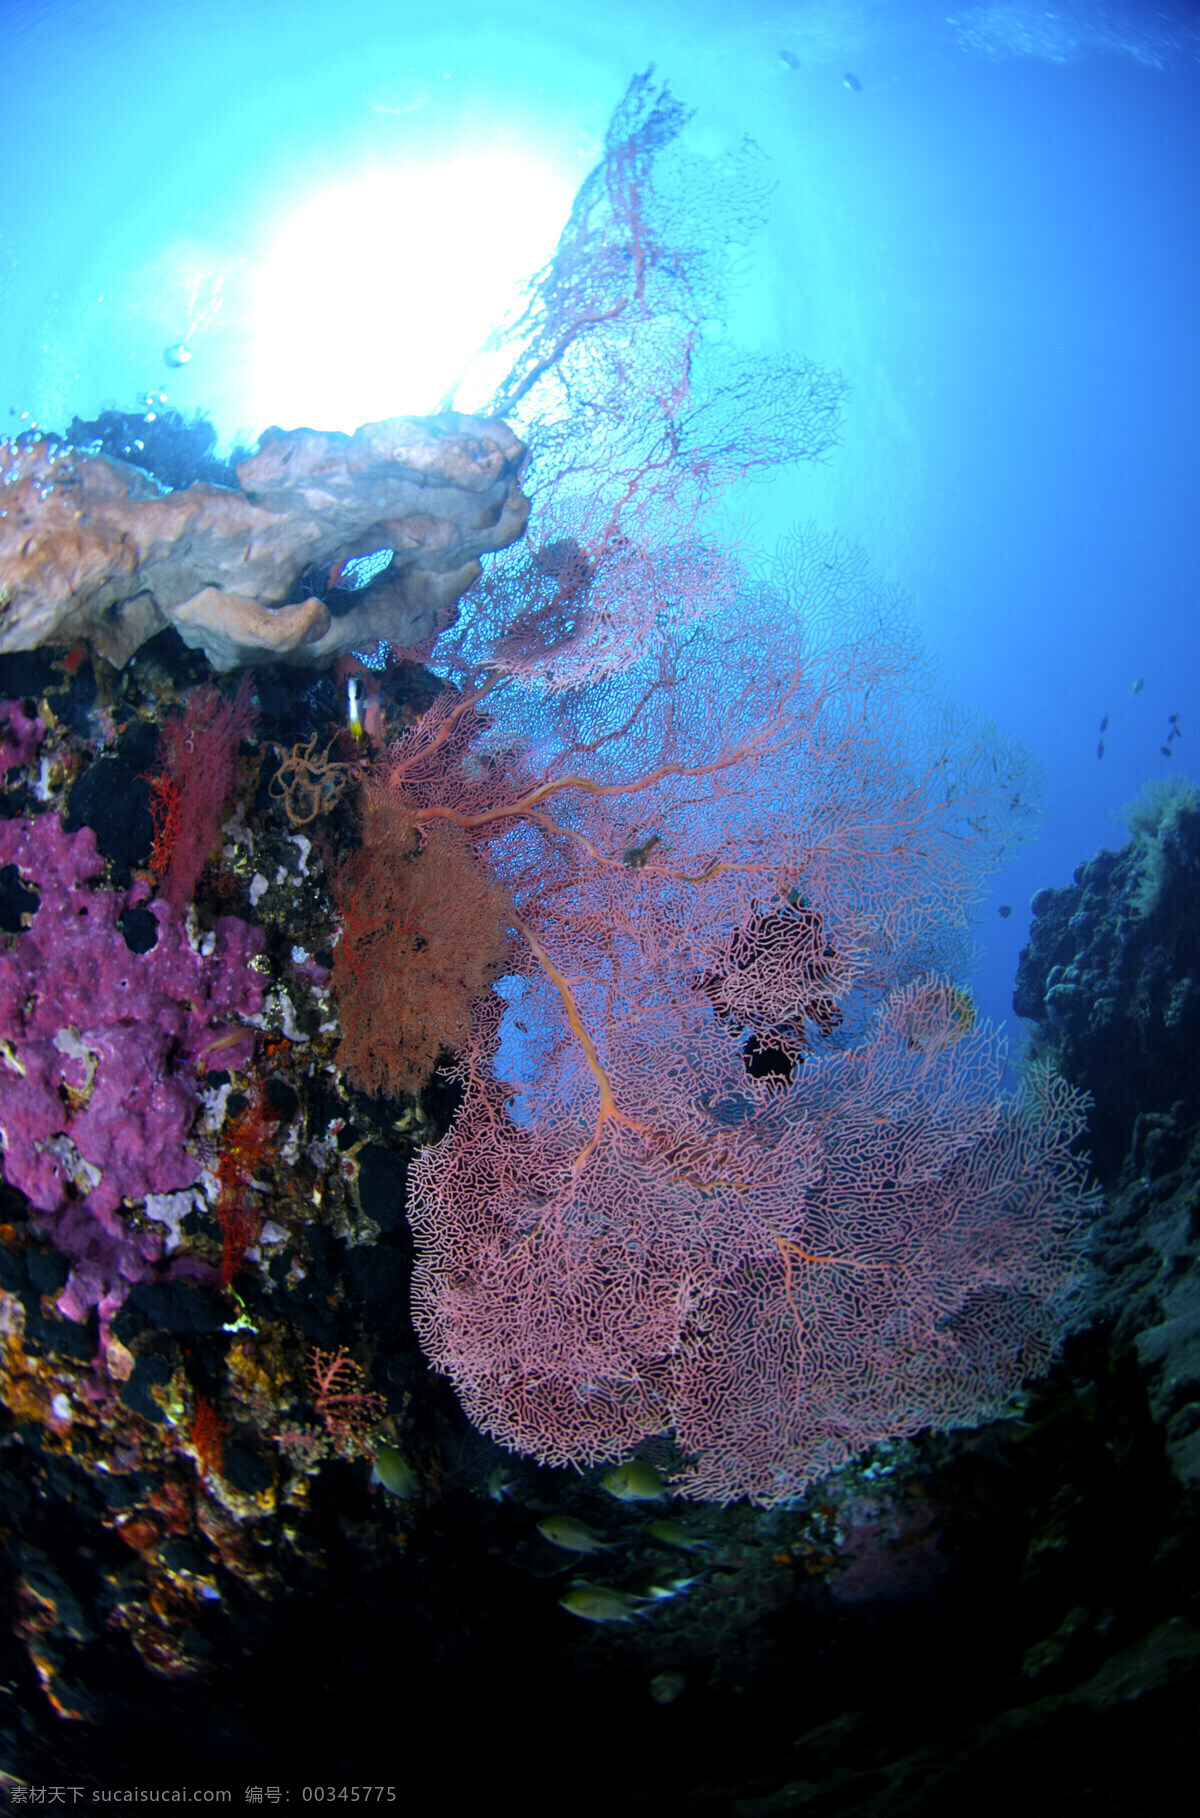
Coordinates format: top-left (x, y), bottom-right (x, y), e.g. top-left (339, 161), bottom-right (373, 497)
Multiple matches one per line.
top-left (0, 811), bottom-right (264, 1321)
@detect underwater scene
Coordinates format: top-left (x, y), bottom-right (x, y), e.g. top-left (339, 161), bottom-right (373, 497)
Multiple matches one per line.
top-left (0, 0), bottom-right (1198, 1809)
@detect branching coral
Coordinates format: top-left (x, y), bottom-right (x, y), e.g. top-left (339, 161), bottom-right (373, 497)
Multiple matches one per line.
top-left (333, 786), bottom-right (512, 1098)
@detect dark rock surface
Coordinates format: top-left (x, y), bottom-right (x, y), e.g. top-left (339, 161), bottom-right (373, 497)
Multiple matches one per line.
top-left (1014, 790), bottom-right (1200, 1182)
top-left (1015, 790), bottom-right (1200, 1493)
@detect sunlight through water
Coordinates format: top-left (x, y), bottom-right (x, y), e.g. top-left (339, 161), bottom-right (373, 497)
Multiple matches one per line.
top-left (246, 153), bottom-right (574, 431)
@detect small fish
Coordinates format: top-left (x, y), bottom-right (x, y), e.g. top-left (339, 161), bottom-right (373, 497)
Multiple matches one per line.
top-left (1099, 715), bottom-right (1109, 733)
top-left (346, 673), bottom-right (365, 741)
top-left (197, 1026), bottom-right (255, 1062)
top-left (1131, 677), bottom-right (1146, 695)
top-left (601, 1459), bottom-right (668, 1503)
top-left (558, 1584), bottom-right (647, 1624)
top-left (1161, 746), bottom-right (1173, 758)
top-left (621, 833), bottom-right (666, 870)
top-left (649, 1670), bottom-right (687, 1704)
top-left (537, 1515), bottom-right (619, 1555)
top-left (486, 1461), bottom-right (518, 1503)
top-left (1097, 739), bottom-right (1105, 759)
top-left (641, 1572), bottom-right (703, 1602)
top-left (997, 904), bottom-right (1012, 920)
top-left (1168, 712), bottom-right (1181, 731)
top-left (371, 1443), bottom-right (417, 1499)
top-left (843, 71), bottom-right (862, 91)
top-left (645, 1519), bottom-right (711, 1553)
top-left (780, 49), bottom-right (800, 69)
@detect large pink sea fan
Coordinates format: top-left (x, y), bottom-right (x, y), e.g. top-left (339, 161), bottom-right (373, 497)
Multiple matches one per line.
top-left (410, 980), bottom-right (1093, 1505)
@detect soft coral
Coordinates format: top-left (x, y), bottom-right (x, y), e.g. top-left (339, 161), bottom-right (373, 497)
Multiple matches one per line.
top-left (0, 811), bottom-right (264, 1325)
top-left (147, 675), bottom-right (257, 916)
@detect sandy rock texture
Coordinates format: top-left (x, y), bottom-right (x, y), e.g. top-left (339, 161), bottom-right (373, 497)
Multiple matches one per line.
top-left (0, 413), bottom-right (528, 670)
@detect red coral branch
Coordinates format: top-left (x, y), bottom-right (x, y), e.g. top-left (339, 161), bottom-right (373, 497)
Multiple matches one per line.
top-left (216, 1081), bottom-right (277, 1288)
top-left (307, 1349), bottom-right (385, 1447)
top-left (188, 1393), bottom-right (226, 1479)
top-left (147, 675), bottom-right (257, 915)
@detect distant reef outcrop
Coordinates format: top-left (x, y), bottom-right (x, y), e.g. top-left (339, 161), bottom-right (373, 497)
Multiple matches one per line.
top-left (1016, 777), bottom-right (1200, 1487)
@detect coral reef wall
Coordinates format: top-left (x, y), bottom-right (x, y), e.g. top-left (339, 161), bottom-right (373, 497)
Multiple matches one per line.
top-left (1016, 785), bottom-right (1200, 1489)
top-left (1014, 783), bottom-right (1200, 1180)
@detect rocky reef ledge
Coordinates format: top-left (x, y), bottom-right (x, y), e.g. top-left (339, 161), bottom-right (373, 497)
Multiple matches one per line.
top-left (1016, 778), bottom-right (1200, 1489)
top-left (0, 413), bottom-right (528, 671)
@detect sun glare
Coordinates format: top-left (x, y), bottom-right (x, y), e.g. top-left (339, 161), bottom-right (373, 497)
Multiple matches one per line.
top-left (248, 153), bottom-right (572, 433)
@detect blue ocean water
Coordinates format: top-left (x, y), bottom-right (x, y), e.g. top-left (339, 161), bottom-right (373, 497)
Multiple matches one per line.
top-left (4, 0), bottom-right (1198, 1037)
